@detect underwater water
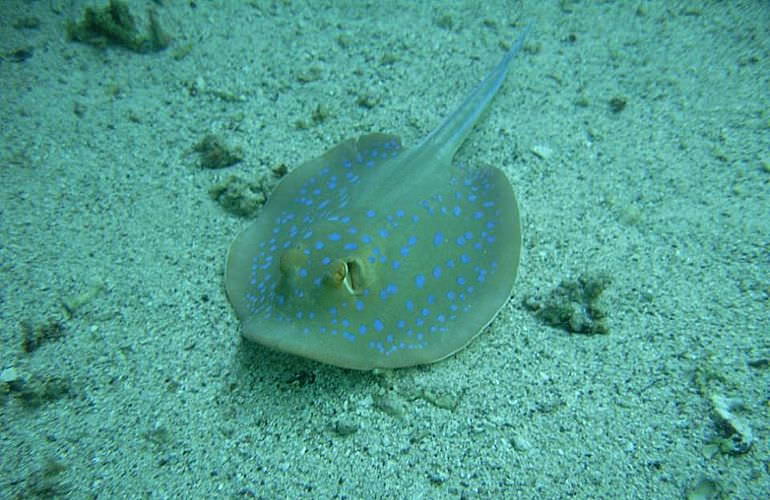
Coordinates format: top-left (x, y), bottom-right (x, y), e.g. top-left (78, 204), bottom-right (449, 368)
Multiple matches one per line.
top-left (1, 0), bottom-right (768, 497)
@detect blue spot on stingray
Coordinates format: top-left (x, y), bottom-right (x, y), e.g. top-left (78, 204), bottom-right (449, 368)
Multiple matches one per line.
top-left (405, 300), bottom-right (414, 312)
top-left (355, 300), bottom-right (364, 311)
top-left (421, 308), bottom-right (430, 317)
top-left (322, 256), bottom-right (331, 265)
top-left (400, 246), bottom-right (410, 256)
top-left (367, 209), bottom-right (376, 218)
top-left (344, 242), bottom-right (358, 251)
top-left (460, 253), bottom-right (471, 264)
top-left (432, 265), bottom-right (442, 279)
top-left (361, 234), bottom-right (372, 244)
top-left (415, 274), bottom-right (426, 288)
top-left (433, 232), bottom-right (444, 247)
top-left (329, 233), bottom-right (341, 241)
top-left (453, 206), bottom-right (462, 216)
top-left (359, 324), bottom-right (367, 334)
top-left (392, 260), bottom-right (401, 270)
top-left (408, 235), bottom-right (417, 246)
top-left (373, 319), bottom-right (384, 331)
top-left (315, 241), bottom-right (325, 250)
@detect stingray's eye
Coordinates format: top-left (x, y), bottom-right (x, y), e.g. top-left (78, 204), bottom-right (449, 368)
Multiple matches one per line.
top-left (279, 246), bottom-right (307, 277)
top-left (343, 257), bottom-right (374, 295)
top-left (322, 259), bottom-right (347, 289)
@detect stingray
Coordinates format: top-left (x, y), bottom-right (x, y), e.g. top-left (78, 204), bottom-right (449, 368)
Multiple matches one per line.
top-left (225, 28), bottom-right (528, 370)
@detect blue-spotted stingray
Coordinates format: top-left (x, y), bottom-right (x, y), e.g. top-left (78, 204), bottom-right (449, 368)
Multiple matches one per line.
top-left (225, 28), bottom-right (528, 370)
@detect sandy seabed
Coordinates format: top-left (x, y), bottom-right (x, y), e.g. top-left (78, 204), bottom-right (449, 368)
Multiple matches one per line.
top-left (1, 1), bottom-right (768, 498)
